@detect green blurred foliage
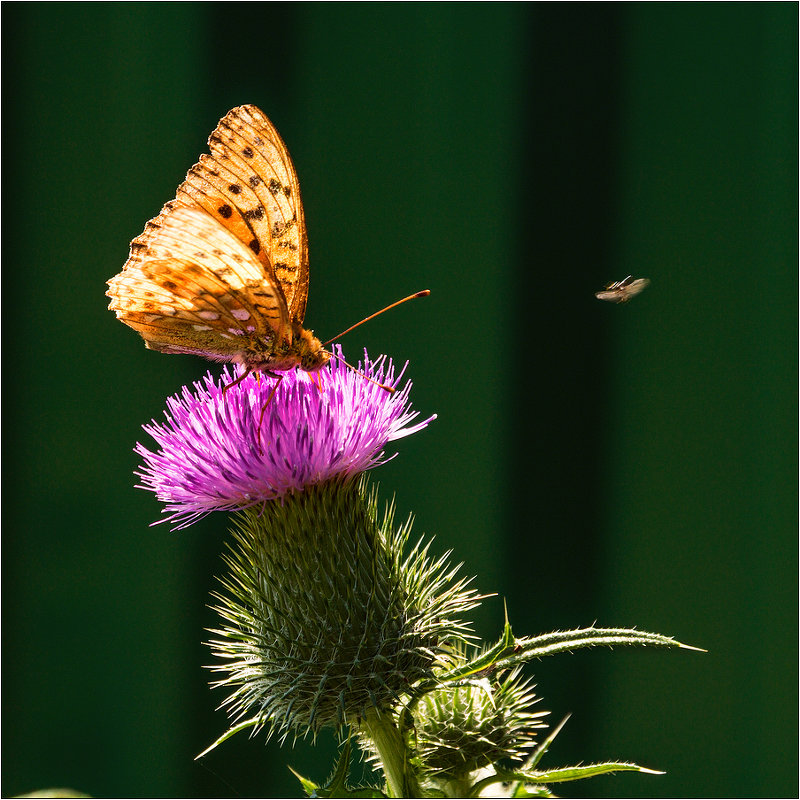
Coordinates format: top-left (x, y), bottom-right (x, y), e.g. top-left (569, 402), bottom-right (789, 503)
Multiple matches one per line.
top-left (3, 3), bottom-right (796, 798)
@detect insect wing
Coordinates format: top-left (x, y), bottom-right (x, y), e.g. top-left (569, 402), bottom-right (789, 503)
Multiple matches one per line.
top-left (171, 105), bottom-right (309, 324)
top-left (595, 276), bottom-right (650, 303)
top-left (107, 206), bottom-right (291, 359)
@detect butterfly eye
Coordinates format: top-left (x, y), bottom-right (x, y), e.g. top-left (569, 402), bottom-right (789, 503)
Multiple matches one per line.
top-left (301, 351), bottom-right (330, 372)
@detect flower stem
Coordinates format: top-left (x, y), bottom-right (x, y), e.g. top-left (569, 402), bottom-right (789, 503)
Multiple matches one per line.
top-left (361, 707), bottom-right (420, 798)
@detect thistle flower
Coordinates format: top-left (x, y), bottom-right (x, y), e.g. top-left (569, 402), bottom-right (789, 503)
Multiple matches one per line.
top-left (128, 345), bottom-right (681, 797)
top-left (135, 349), bottom-right (434, 528)
top-left (135, 347), bottom-right (480, 754)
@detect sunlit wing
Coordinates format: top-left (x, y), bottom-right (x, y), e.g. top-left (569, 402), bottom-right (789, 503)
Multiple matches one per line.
top-left (108, 205), bottom-right (290, 359)
top-left (162, 105), bottom-right (310, 323)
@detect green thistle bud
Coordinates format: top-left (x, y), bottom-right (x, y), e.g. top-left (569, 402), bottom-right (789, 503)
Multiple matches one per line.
top-left (207, 476), bottom-right (481, 742)
top-left (414, 648), bottom-right (548, 784)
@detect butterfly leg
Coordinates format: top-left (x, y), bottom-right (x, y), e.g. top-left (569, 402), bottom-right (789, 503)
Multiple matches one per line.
top-left (256, 372), bottom-right (284, 454)
top-left (222, 365), bottom-right (255, 394)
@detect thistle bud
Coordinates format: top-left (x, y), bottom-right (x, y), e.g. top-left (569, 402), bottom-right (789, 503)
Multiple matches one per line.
top-left (414, 650), bottom-right (548, 784)
top-left (207, 477), bottom-right (481, 741)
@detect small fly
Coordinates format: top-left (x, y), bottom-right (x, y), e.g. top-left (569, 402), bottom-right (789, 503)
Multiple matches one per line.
top-left (595, 275), bottom-right (650, 303)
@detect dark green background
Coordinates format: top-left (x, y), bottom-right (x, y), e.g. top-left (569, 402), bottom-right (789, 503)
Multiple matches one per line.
top-left (3, 3), bottom-right (796, 797)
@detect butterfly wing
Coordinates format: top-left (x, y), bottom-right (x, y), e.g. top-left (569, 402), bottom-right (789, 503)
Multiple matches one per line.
top-left (108, 205), bottom-right (290, 360)
top-left (159, 105), bottom-right (310, 324)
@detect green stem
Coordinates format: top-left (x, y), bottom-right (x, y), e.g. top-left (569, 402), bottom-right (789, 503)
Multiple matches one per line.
top-left (360, 708), bottom-right (420, 798)
top-left (440, 776), bottom-right (477, 798)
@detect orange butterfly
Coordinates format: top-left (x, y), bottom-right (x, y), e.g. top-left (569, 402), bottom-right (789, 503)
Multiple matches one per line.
top-left (108, 105), bottom-right (333, 391)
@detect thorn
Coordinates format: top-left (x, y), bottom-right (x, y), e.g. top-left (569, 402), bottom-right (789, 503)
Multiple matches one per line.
top-left (677, 642), bottom-right (708, 653)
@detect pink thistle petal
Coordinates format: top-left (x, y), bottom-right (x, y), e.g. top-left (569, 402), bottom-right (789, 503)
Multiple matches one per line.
top-left (135, 348), bottom-right (435, 529)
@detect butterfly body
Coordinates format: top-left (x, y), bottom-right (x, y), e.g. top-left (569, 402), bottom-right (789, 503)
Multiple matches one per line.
top-left (107, 105), bottom-right (329, 381)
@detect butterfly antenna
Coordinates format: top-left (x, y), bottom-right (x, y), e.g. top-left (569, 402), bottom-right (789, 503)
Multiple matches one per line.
top-left (327, 351), bottom-right (396, 394)
top-left (322, 290), bottom-right (430, 346)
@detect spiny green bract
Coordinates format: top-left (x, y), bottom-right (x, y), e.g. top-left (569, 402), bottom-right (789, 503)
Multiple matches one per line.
top-left (206, 476), bottom-right (481, 742)
top-left (414, 647), bottom-right (548, 782)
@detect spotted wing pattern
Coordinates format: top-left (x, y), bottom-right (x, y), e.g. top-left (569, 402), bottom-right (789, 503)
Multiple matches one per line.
top-left (166, 105), bottom-right (309, 323)
top-left (108, 205), bottom-right (290, 360)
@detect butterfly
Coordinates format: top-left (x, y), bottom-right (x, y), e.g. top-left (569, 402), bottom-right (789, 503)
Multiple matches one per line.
top-left (107, 105), bottom-right (330, 392)
top-left (595, 275), bottom-right (651, 303)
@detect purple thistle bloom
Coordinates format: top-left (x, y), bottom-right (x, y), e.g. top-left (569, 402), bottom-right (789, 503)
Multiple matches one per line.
top-left (135, 349), bottom-right (435, 529)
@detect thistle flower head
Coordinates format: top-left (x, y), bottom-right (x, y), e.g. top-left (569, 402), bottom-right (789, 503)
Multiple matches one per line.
top-left (414, 649), bottom-right (548, 782)
top-left (135, 349), bottom-right (434, 528)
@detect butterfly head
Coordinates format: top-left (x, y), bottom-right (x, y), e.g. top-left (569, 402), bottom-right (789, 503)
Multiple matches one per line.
top-left (294, 324), bottom-right (331, 373)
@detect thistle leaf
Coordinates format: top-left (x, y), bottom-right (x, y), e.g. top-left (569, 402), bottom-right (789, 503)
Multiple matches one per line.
top-left (195, 717), bottom-right (260, 760)
top-left (471, 761), bottom-right (662, 797)
top-left (288, 765), bottom-right (321, 797)
top-left (423, 625), bottom-right (700, 689)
